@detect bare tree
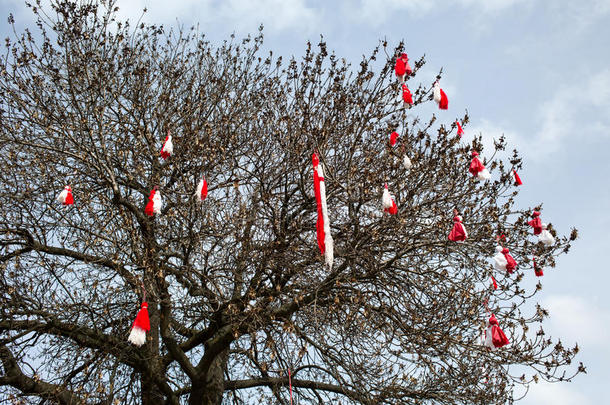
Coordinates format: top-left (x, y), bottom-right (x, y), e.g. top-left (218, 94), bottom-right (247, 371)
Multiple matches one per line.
top-left (0, 1), bottom-right (583, 404)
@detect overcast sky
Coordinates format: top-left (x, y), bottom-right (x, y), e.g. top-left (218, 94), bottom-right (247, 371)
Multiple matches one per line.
top-left (1, 0), bottom-right (608, 403)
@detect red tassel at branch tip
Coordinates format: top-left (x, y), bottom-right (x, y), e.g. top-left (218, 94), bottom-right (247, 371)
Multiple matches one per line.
top-left (160, 135), bottom-right (173, 160)
top-left (534, 258), bottom-right (544, 277)
top-left (144, 188), bottom-right (163, 216)
top-left (528, 211), bottom-right (543, 235)
top-left (402, 83), bottom-right (413, 106)
top-left (469, 151), bottom-right (491, 181)
top-left (448, 215), bottom-right (468, 241)
top-left (195, 177), bottom-right (208, 201)
top-left (382, 184), bottom-right (398, 215)
top-left (57, 185), bottom-right (74, 205)
top-left (512, 170), bottom-right (522, 186)
top-left (491, 276), bottom-right (498, 290)
top-left (433, 81), bottom-right (448, 110)
top-left (128, 302), bottom-right (150, 347)
top-left (456, 120), bottom-right (464, 138)
top-left (394, 53), bottom-right (412, 80)
top-left (484, 313), bottom-right (510, 349)
top-left (390, 131), bottom-right (399, 147)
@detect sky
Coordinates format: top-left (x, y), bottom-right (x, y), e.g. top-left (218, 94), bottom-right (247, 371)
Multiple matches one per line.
top-left (1, 0), bottom-right (609, 403)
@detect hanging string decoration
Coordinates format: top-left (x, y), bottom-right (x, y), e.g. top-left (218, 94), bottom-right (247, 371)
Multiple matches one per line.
top-left (433, 81), bottom-right (449, 110)
top-left (145, 187), bottom-right (163, 216)
top-left (528, 211), bottom-right (543, 235)
top-left (160, 133), bottom-right (173, 160)
top-left (484, 313), bottom-right (510, 349)
top-left (57, 185), bottom-right (74, 206)
top-left (448, 212), bottom-right (468, 241)
top-left (128, 301), bottom-right (150, 347)
top-left (382, 183), bottom-right (398, 215)
top-left (538, 223), bottom-right (556, 246)
top-left (394, 53), bottom-right (412, 82)
top-left (312, 153), bottom-right (334, 269)
top-left (456, 120), bottom-right (464, 138)
top-left (469, 151), bottom-right (491, 181)
top-left (195, 176), bottom-right (208, 202)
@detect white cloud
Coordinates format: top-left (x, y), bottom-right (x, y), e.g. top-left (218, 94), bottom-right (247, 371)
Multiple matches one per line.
top-left (464, 68), bottom-right (610, 161)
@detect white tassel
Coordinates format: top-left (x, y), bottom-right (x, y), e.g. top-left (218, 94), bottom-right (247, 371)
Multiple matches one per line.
top-left (538, 224), bottom-right (555, 246)
top-left (57, 188), bottom-right (69, 204)
top-left (474, 157), bottom-right (491, 181)
top-left (382, 187), bottom-right (393, 210)
top-left (433, 82), bottom-right (441, 103)
top-left (493, 245), bottom-right (507, 271)
top-left (484, 325), bottom-right (495, 350)
top-left (152, 191), bottom-right (163, 214)
top-left (403, 156), bottom-right (412, 170)
top-left (127, 326), bottom-right (147, 347)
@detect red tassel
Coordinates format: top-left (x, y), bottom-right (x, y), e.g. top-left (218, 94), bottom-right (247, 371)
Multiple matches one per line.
top-left (312, 153), bottom-right (333, 269)
top-left (456, 120), bottom-right (464, 138)
top-left (390, 131), bottom-right (399, 147)
top-left (128, 302), bottom-right (150, 347)
top-left (512, 170), bottom-right (522, 186)
top-left (394, 53), bottom-right (411, 79)
top-left (448, 215), bottom-right (468, 241)
top-left (402, 83), bottom-right (413, 105)
top-left (491, 276), bottom-right (498, 290)
top-left (528, 211), bottom-right (543, 235)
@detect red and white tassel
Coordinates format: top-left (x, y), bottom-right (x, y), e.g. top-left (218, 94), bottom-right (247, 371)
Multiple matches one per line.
top-left (394, 53), bottom-right (412, 82)
top-left (469, 151), bottom-right (491, 181)
top-left (382, 183), bottom-right (398, 215)
top-left (160, 134), bottom-right (173, 160)
top-left (456, 120), bottom-right (464, 138)
top-left (484, 313), bottom-right (510, 349)
top-left (390, 131), bottom-right (399, 147)
top-left (512, 170), bottom-right (522, 186)
top-left (57, 185), bottom-right (74, 205)
top-left (402, 83), bottom-right (413, 106)
top-left (313, 153), bottom-right (334, 269)
top-left (433, 81), bottom-right (448, 110)
top-left (538, 223), bottom-right (555, 246)
top-left (448, 214), bottom-right (468, 241)
top-left (195, 176), bottom-right (208, 201)
top-left (528, 211), bottom-right (543, 235)
top-left (144, 187), bottom-right (163, 216)
top-left (128, 302), bottom-right (150, 347)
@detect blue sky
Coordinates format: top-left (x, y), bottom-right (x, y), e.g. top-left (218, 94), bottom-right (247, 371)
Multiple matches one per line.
top-left (1, 0), bottom-right (608, 403)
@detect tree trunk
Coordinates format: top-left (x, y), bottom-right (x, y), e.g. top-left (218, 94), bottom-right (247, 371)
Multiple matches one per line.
top-left (189, 349), bottom-right (229, 405)
top-left (141, 375), bottom-right (165, 405)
